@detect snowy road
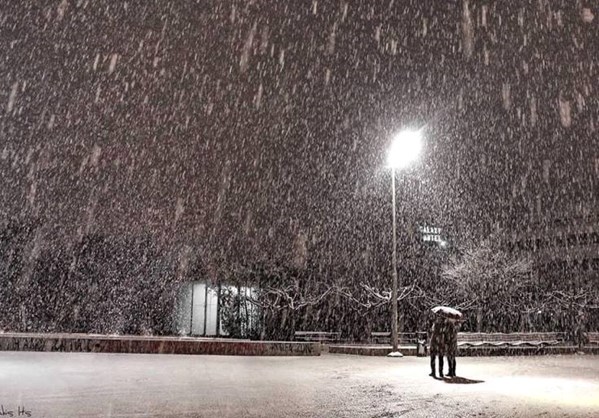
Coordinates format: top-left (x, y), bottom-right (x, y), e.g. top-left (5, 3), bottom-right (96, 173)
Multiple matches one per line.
top-left (0, 352), bottom-right (598, 417)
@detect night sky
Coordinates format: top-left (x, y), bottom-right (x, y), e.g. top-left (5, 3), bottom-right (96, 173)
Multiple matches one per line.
top-left (0, 0), bottom-right (597, 269)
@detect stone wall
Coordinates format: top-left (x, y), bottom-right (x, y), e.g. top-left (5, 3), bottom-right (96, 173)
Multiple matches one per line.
top-left (0, 333), bottom-right (321, 356)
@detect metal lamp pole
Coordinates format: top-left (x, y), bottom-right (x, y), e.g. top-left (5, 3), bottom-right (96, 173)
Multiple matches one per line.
top-left (391, 167), bottom-right (399, 352)
top-left (386, 128), bottom-right (422, 357)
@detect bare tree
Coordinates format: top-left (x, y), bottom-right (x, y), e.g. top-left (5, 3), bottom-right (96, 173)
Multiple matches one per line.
top-left (442, 240), bottom-right (535, 332)
top-left (547, 287), bottom-right (599, 346)
top-left (337, 282), bottom-right (420, 310)
top-left (224, 262), bottom-right (337, 340)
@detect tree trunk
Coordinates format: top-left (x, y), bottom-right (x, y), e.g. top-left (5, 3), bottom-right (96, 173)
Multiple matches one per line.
top-left (476, 307), bottom-right (483, 332)
top-left (519, 312), bottom-right (528, 332)
top-left (280, 309), bottom-right (288, 339)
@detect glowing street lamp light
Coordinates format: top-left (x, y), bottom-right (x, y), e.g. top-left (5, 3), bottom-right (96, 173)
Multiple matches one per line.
top-left (387, 129), bottom-right (423, 170)
top-left (386, 129), bottom-right (423, 357)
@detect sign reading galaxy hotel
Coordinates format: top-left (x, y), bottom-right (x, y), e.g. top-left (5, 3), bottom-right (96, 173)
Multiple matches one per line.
top-left (419, 225), bottom-right (442, 243)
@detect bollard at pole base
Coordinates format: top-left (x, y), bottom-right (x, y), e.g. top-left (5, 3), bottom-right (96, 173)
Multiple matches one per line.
top-left (416, 340), bottom-right (427, 357)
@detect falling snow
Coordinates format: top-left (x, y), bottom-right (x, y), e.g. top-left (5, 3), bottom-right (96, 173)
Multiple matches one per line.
top-left (0, 0), bottom-right (597, 350)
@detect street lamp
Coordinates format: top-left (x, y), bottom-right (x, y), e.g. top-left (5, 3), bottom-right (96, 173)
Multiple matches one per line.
top-left (386, 129), bottom-right (423, 357)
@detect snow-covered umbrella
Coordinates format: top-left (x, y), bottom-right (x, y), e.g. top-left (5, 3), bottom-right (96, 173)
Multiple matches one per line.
top-left (431, 306), bottom-right (463, 320)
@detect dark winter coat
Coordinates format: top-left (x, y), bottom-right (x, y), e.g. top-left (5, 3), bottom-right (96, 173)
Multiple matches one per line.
top-left (444, 320), bottom-right (459, 357)
top-left (429, 319), bottom-right (446, 356)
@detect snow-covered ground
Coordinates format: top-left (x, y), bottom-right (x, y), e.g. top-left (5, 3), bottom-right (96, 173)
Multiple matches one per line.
top-left (0, 351), bottom-right (597, 417)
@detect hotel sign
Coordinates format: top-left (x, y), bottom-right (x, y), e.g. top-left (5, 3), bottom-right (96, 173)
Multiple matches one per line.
top-left (419, 225), bottom-right (442, 242)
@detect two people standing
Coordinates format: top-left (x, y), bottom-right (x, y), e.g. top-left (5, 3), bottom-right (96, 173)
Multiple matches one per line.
top-left (429, 314), bottom-right (458, 378)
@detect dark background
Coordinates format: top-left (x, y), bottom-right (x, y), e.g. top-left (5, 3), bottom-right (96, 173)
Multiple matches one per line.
top-left (1, 0), bottom-right (597, 272)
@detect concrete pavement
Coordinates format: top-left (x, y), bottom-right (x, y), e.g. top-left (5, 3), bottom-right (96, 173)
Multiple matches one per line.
top-left (0, 351), bottom-right (597, 417)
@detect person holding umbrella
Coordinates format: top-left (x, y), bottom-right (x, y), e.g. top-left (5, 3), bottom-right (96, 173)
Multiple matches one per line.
top-left (430, 306), bottom-right (463, 378)
top-left (445, 318), bottom-right (459, 377)
top-left (428, 313), bottom-right (446, 378)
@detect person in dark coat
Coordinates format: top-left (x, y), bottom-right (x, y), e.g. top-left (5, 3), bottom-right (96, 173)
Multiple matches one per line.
top-left (444, 319), bottom-right (459, 377)
top-left (575, 310), bottom-right (588, 350)
top-left (429, 315), bottom-right (446, 378)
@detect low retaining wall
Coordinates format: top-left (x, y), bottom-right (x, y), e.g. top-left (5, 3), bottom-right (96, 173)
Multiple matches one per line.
top-left (0, 333), bottom-right (321, 356)
top-left (459, 345), bottom-right (578, 356)
top-left (329, 345), bottom-right (417, 356)
top-left (329, 344), bottom-right (598, 357)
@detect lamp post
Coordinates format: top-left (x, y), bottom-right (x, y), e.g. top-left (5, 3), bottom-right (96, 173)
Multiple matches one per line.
top-left (386, 129), bottom-right (423, 357)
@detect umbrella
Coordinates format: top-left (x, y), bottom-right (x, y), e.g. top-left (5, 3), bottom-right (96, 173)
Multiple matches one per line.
top-left (431, 306), bottom-right (463, 320)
